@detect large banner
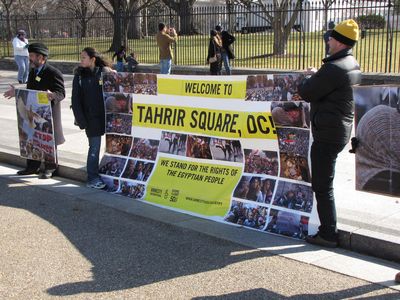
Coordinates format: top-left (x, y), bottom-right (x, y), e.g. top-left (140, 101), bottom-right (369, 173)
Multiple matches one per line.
top-left (15, 89), bottom-right (56, 163)
top-left (100, 73), bottom-right (317, 239)
top-left (354, 86), bottom-right (400, 197)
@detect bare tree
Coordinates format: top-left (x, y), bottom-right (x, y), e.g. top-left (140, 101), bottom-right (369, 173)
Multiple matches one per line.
top-left (236, 0), bottom-right (302, 56)
top-left (94, 0), bottom-right (156, 52)
top-left (55, 0), bottom-right (101, 38)
top-left (321, 0), bottom-right (335, 29)
top-left (0, 0), bottom-right (16, 39)
top-left (160, 0), bottom-right (197, 34)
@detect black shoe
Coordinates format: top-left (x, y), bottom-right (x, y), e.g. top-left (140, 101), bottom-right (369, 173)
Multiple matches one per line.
top-left (306, 234), bottom-right (337, 248)
top-left (38, 170), bottom-right (53, 179)
top-left (17, 168), bottom-right (39, 175)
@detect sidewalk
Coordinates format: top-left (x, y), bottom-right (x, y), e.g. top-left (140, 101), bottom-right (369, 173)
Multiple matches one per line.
top-left (1, 70), bottom-right (400, 264)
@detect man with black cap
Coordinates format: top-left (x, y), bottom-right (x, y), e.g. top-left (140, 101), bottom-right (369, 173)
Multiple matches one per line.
top-left (4, 42), bottom-right (65, 179)
top-left (297, 19), bottom-right (361, 248)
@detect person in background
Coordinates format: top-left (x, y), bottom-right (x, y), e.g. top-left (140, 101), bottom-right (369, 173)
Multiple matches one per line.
top-left (156, 23), bottom-right (177, 74)
top-left (126, 52), bottom-right (139, 72)
top-left (323, 21), bottom-right (335, 57)
top-left (207, 29), bottom-right (222, 75)
top-left (297, 19), bottom-right (361, 248)
top-left (112, 45), bottom-right (126, 72)
top-left (215, 25), bottom-right (236, 75)
top-left (71, 47), bottom-right (113, 189)
top-left (12, 29), bottom-right (29, 83)
top-left (4, 42), bottom-right (65, 179)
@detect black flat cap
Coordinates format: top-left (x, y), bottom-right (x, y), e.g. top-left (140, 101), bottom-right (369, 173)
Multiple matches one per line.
top-left (28, 42), bottom-right (49, 56)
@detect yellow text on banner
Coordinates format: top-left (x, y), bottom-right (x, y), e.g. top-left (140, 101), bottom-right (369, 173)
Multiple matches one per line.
top-left (37, 92), bottom-right (49, 104)
top-left (145, 157), bottom-right (242, 216)
top-left (133, 103), bottom-right (277, 139)
top-left (158, 78), bottom-right (246, 99)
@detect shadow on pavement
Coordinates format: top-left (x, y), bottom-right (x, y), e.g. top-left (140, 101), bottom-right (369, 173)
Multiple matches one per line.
top-left (0, 176), bottom-right (273, 296)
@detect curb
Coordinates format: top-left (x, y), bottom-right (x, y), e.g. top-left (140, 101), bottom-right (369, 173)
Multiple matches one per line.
top-left (0, 150), bottom-right (399, 264)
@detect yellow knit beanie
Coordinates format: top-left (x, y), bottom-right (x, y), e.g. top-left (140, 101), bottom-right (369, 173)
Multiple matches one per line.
top-left (330, 19), bottom-right (359, 47)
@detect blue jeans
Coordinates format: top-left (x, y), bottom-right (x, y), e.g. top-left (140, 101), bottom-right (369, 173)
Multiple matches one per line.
top-left (311, 141), bottom-right (346, 241)
top-left (15, 55), bottom-right (29, 83)
top-left (87, 136), bottom-right (102, 183)
top-left (160, 59), bottom-right (172, 74)
top-left (221, 52), bottom-right (231, 75)
top-left (116, 61), bottom-right (124, 72)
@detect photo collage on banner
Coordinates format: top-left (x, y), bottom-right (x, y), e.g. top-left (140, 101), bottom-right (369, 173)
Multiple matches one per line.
top-left (99, 72), bottom-right (316, 240)
top-left (15, 89), bottom-right (56, 164)
top-left (101, 72), bottom-right (157, 196)
top-left (225, 74), bottom-right (314, 240)
top-left (354, 86), bottom-right (400, 197)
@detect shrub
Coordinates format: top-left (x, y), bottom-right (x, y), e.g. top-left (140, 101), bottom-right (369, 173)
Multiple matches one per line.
top-left (355, 14), bottom-right (386, 29)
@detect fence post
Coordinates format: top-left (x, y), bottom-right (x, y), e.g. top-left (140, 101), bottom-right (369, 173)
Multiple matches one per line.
top-left (298, 0), bottom-right (304, 70)
top-left (0, 13), bottom-right (4, 58)
top-left (386, 0), bottom-right (393, 73)
top-left (76, 12), bottom-right (80, 62)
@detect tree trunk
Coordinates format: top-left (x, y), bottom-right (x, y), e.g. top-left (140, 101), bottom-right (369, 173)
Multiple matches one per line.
top-left (127, 11), bottom-right (141, 39)
top-left (272, 14), bottom-right (287, 55)
top-left (80, 20), bottom-right (87, 38)
top-left (5, 10), bottom-right (12, 40)
top-left (178, 1), bottom-right (194, 34)
top-left (110, 12), bottom-right (123, 51)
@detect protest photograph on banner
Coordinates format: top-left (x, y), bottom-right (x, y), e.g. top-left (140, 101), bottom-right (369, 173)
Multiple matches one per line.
top-left (104, 93), bottom-right (132, 114)
top-left (272, 181), bottom-right (313, 213)
top-left (105, 134), bottom-right (132, 156)
top-left (271, 74), bottom-right (304, 101)
top-left (210, 138), bottom-right (243, 162)
top-left (271, 101), bottom-right (310, 128)
top-left (266, 209), bottom-right (309, 239)
top-left (129, 138), bottom-right (159, 160)
top-left (117, 180), bottom-right (146, 199)
top-left (99, 73), bottom-right (315, 240)
top-left (15, 89), bottom-right (56, 163)
top-left (225, 200), bottom-right (267, 230)
top-left (106, 113), bottom-right (132, 135)
top-left (243, 149), bottom-right (279, 176)
top-left (133, 73), bottom-right (157, 95)
top-left (245, 74), bottom-right (274, 101)
top-left (99, 155), bottom-right (127, 177)
top-left (159, 132), bottom-right (187, 156)
top-left (354, 86), bottom-right (400, 196)
top-left (233, 176), bottom-right (276, 204)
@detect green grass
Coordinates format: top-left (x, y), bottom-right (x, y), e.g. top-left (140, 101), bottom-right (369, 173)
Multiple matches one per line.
top-left (2, 29), bottom-right (400, 73)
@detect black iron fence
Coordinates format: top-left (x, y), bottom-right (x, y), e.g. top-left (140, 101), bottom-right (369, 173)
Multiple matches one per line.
top-left (1, 0), bottom-right (399, 73)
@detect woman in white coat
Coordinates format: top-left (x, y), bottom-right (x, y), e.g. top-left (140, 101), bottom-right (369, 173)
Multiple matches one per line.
top-left (12, 29), bottom-right (29, 83)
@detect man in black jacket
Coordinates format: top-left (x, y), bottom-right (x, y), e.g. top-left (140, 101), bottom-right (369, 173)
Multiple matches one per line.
top-left (4, 42), bottom-right (65, 179)
top-left (297, 19), bottom-right (361, 248)
top-left (215, 25), bottom-right (235, 75)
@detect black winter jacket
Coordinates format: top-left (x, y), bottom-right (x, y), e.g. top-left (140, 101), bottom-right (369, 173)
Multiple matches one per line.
top-left (71, 66), bottom-right (107, 137)
top-left (297, 48), bottom-right (361, 144)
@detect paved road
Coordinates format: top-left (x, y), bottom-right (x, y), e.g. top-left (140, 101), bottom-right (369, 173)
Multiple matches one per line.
top-left (0, 165), bottom-right (399, 299)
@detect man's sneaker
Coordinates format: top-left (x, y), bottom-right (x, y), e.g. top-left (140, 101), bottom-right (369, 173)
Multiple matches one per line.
top-left (87, 180), bottom-right (106, 189)
top-left (38, 170), bottom-right (53, 179)
top-left (306, 233), bottom-right (338, 248)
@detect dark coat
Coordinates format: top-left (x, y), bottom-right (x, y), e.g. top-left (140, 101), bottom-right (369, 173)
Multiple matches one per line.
top-left (71, 66), bottom-right (109, 137)
top-left (297, 48), bottom-right (361, 145)
top-left (207, 38), bottom-right (222, 75)
top-left (220, 30), bottom-right (236, 59)
top-left (27, 62), bottom-right (65, 145)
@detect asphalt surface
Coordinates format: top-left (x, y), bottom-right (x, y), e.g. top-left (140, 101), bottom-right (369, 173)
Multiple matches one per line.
top-left (0, 165), bottom-right (399, 299)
